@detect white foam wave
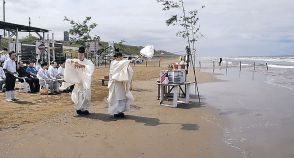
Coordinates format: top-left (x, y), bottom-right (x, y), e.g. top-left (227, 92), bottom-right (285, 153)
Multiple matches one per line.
top-left (265, 79), bottom-right (294, 91)
top-left (222, 61), bottom-right (233, 65)
top-left (227, 57), bottom-right (294, 63)
top-left (267, 64), bottom-right (294, 69)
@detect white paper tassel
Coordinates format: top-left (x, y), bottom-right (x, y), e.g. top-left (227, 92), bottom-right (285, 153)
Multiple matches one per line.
top-left (140, 45), bottom-right (154, 59)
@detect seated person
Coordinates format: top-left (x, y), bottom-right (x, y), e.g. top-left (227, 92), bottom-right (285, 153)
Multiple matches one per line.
top-left (58, 61), bottom-right (65, 77)
top-left (17, 61), bottom-right (40, 93)
top-left (48, 61), bottom-right (60, 79)
top-left (37, 62), bottom-right (60, 95)
top-left (26, 60), bottom-right (40, 93)
top-left (35, 59), bottom-right (42, 72)
top-left (49, 61), bottom-right (62, 90)
top-left (0, 62), bottom-right (6, 92)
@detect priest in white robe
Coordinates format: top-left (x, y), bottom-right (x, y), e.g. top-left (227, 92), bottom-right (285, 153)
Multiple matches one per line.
top-left (63, 47), bottom-right (95, 115)
top-left (107, 52), bottom-right (134, 118)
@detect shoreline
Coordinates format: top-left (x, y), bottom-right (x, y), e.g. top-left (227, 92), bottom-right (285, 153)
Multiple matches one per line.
top-left (199, 66), bottom-right (294, 158)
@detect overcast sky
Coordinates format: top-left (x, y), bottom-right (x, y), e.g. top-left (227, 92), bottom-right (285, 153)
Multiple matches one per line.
top-left (2, 0), bottom-right (294, 57)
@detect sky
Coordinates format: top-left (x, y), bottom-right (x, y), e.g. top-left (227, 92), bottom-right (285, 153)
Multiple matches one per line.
top-left (1, 0), bottom-right (294, 57)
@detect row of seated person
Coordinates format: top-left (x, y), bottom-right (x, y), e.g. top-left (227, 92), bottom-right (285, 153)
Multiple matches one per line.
top-left (17, 61), bottom-right (40, 93)
top-left (17, 60), bottom-right (73, 95)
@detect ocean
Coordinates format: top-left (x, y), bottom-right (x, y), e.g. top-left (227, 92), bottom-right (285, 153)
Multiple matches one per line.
top-left (192, 56), bottom-right (294, 158)
top-left (197, 56), bottom-right (294, 91)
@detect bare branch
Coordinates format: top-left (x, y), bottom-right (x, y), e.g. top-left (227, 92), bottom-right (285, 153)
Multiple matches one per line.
top-left (166, 15), bottom-right (177, 26)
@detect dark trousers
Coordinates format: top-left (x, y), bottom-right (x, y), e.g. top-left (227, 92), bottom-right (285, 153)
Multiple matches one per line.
top-left (63, 84), bottom-right (74, 93)
top-left (5, 73), bottom-right (16, 91)
top-left (68, 85), bottom-right (74, 92)
top-left (0, 80), bottom-right (5, 91)
top-left (19, 77), bottom-right (40, 93)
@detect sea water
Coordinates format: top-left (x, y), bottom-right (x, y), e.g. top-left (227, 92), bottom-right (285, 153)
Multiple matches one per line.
top-left (193, 56), bottom-right (294, 158)
top-left (197, 56), bottom-right (294, 91)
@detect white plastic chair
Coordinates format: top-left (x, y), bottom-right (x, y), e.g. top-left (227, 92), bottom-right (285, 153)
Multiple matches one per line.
top-left (17, 78), bottom-right (30, 93)
top-left (39, 79), bottom-right (50, 92)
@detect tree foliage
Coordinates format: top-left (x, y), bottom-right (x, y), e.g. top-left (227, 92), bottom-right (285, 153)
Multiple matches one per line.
top-left (1, 38), bottom-right (9, 49)
top-left (20, 34), bottom-right (39, 44)
top-left (157, 0), bottom-right (205, 53)
top-left (64, 16), bottom-right (98, 46)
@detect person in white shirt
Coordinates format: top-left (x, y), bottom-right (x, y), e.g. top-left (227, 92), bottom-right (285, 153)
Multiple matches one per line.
top-left (35, 59), bottom-right (42, 72)
top-left (3, 51), bottom-right (19, 102)
top-left (37, 62), bottom-right (60, 95)
top-left (0, 62), bottom-right (6, 92)
top-left (48, 61), bottom-right (60, 79)
top-left (58, 61), bottom-right (65, 77)
top-left (48, 61), bottom-right (61, 92)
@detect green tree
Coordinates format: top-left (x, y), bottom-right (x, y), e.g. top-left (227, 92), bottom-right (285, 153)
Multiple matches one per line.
top-left (157, 0), bottom-right (205, 102)
top-left (157, 0), bottom-right (205, 54)
top-left (64, 16), bottom-right (98, 46)
top-left (20, 34), bottom-right (39, 44)
top-left (1, 38), bottom-right (9, 49)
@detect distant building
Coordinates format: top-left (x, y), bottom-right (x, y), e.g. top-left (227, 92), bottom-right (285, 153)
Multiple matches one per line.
top-left (64, 31), bottom-right (69, 41)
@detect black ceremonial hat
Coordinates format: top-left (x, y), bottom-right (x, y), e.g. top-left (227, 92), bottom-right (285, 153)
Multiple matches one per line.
top-left (78, 47), bottom-right (85, 53)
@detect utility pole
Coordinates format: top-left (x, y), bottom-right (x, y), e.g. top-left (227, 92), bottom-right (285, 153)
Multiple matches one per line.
top-left (3, 0), bottom-right (6, 37)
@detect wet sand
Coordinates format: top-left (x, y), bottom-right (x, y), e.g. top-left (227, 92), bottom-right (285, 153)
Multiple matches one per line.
top-left (0, 59), bottom-right (239, 158)
top-left (198, 68), bottom-right (294, 158)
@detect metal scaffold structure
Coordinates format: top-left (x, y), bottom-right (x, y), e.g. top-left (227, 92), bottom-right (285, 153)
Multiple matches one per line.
top-left (0, 21), bottom-right (65, 64)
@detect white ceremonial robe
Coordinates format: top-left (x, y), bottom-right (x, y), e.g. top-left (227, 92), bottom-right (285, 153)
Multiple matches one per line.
top-left (107, 60), bottom-right (134, 114)
top-left (64, 59), bottom-right (94, 111)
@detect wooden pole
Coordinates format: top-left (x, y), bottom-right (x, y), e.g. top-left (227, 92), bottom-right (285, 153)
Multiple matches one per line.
top-left (266, 63), bottom-right (268, 71)
top-left (240, 61), bottom-right (242, 71)
top-left (146, 60), bottom-right (148, 67)
top-left (3, 0), bottom-right (6, 37)
top-left (159, 58), bottom-right (161, 67)
top-left (254, 62), bottom-right (256, 71)
top-left (213, 61), bottom-right (215, 73)
top-left (15, 28), bottom-right (19, 56)
top-left (52, 33), bottom-right (55, 61)
top-left (97, 57), bottom-right (99, 67)
top-left (105, 58), bottom-right (107, 68)
top-left (226, 62), bottom-right (228, 73)
top-left (0, 35), bottom-right (2, 50)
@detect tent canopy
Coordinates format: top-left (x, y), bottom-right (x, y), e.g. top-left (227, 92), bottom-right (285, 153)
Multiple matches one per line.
top-left (0, 21), bottom-right (49, 32)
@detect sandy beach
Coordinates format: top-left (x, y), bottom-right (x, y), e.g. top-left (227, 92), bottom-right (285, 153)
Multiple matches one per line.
top-left (1, 0), bottom-right (293, 157)
top-left (0, 59), bottom-right (239, 158)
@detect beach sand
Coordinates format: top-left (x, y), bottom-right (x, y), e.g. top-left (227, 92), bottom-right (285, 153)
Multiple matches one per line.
top-left (0, 59), bottom-right (239, 158)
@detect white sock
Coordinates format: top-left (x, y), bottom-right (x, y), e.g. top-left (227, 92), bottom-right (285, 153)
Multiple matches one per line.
top-left (6, 91), bottom-right (12, 100)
